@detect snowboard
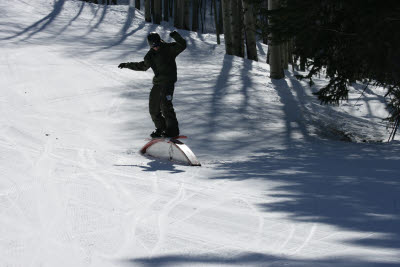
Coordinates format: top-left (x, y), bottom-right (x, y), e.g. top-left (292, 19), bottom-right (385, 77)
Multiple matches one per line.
top-left (140, 135), bottom-right (201, 166)
top-left (145, 135), bottom-right (188, 141)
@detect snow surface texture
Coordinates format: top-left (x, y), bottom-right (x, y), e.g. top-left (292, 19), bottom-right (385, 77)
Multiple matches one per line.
top-left (1, 0), bottom-right (399, 266)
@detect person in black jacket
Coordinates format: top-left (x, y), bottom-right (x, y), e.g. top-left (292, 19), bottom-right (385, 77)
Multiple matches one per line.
top-left (118, 31), bottom-right (186, 138)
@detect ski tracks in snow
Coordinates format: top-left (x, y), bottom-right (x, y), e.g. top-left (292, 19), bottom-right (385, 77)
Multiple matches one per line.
top-left (0, 1), bottom-right (362, 264)
top-left (149, 173), bottom-right (187, 255)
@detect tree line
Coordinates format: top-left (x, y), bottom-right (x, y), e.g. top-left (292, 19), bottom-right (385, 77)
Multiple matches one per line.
top-left (82, 0), bottom-right (259, 61)
top-left (263, 0), bottom-right (400, 140)
top-left (81, 0), bottom-right (400, 140)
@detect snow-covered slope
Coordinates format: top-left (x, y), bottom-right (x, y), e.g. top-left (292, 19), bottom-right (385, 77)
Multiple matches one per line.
top-left (1, 0), bottom-right (399, 266)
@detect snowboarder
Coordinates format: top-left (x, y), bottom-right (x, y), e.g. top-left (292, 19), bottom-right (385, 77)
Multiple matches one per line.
top-left (118, 31), bottom-right (187, 138)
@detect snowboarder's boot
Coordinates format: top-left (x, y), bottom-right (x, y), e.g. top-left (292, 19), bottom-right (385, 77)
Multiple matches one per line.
top-left (150, 129), bottom-right (164, 138)
top-left (161, 128), bottom-right (180, 139)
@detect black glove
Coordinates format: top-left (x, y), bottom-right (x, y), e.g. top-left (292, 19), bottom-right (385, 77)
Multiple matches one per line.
top-left (118, 63), bottom-right (127, 69)
top-left (170, 31), bottom-right (178, 38)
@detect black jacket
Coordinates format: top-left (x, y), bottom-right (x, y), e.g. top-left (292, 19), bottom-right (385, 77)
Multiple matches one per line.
top-left (124, 31), bottom-right (186, 85)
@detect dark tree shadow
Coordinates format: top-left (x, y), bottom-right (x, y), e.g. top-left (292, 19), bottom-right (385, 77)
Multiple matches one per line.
top-left (122, 251), bottom-right (399, 266)
top-left (272, 78), bottom-right (310, 143)
top-left (115, 157), bottom-right (185, 174)
top-left (209, 140), bottom-right (400, 260)
top-left (207, 54), bottom-right (233, 135)
top-left (85, 2), bottom-right (109, 35)
top-left (2, 0), bottom-right (66, 41)
top-left (57, 0), bottom-right (86, 36)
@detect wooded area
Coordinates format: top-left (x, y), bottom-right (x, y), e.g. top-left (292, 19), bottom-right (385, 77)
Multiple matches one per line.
top-left (263, 0), bottom-right (400, 138)
top-left (80, 0), bottom-right (400, 140)
top-left (83, 0), bottom-right (258, 62)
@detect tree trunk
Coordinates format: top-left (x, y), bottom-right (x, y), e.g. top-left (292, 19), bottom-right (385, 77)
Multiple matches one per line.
top-left (164, 0), bottom-right (169, 21)
top-left (221, 0), bottom-right (233, 55)
top-left (201, 0), bottom-right (206, 32)
top-left (183, 0), bottom-right (190, 30)
top-left (268, 0), bottom-right (284, 79)
top-left (218, 0), bottom-right (223, 36)
top-left (300, 56), bottom-right (306, 71)
top-left (154, 0), bottom-right (162, 24)
top-left (199, 0), bottom-right (204, 32)
top-left (282, 42), bottom-right (288, 69)
top-left (262, 0), bottom-right (268, 44)
top-left (169, 0), bottom-right (173, 18)
top-left (288, 39), bottom-right (293, 64)
top-left (239, 0), bottom-right (245, 57)
top-left (135, 0), bottom-right (140, 10)
top-left (192, 0), bottom-right (199, 32)
top-left (281, 0), bottom-right (288, 70)
top-left (242, 0), bottom-right (257, 60)
top-left (213, 0), bottom-right (220, 44)
top-left (231, 0), bottom-right (244, 58)
top-left (174, 0), bottom-right (178, 27)
top-left (174, 0), bottom-right (182, 28)
top-left (145, 0), bottom-right (151, 22)
top-left (151, 0), bottom-right (155, 18)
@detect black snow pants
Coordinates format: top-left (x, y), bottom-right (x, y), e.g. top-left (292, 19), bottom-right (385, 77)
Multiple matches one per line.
top-left (149, 83), bottom-right (179, 137)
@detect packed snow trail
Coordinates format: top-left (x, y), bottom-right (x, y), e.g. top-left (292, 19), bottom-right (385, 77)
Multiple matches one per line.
top-left (1, 0), bottom-right (400, 266)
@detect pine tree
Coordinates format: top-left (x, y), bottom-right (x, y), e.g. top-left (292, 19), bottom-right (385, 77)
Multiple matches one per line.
top-left (264, 0), bottom-right (400, 137)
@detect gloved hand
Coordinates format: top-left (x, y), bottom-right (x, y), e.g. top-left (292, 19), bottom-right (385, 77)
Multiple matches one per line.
top-left (118, 63), bottom-right (127, 69)
top-left (170, 31), bottom-right (178, 38)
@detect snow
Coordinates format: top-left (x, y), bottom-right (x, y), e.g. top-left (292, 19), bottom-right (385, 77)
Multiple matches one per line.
top-left (1, 0), bottom-right (399, 266)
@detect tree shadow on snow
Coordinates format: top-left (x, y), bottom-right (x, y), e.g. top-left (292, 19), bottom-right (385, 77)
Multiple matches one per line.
top-left (1, 0), bottom-right (148, 59)
top-left (175, 54), bottom-right (279, 158)
top-left (271, 77), bottom-right (311, 143)
top-left (115, 158), bottom-right (185, 174)
top-left (209, 140), bottom-right (400, 263)
top-left (123, 252), bottom-right (399, 266)
top-left (174, 56), bottom-right (400, 265)
top-left (1, 0), bottom-right (66, 41)
top-left (57, 0), bottom-right (86, 36)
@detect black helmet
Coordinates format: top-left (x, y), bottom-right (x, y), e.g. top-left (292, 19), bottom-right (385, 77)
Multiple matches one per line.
top-left (147, 32), bottom-right (161, 48)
